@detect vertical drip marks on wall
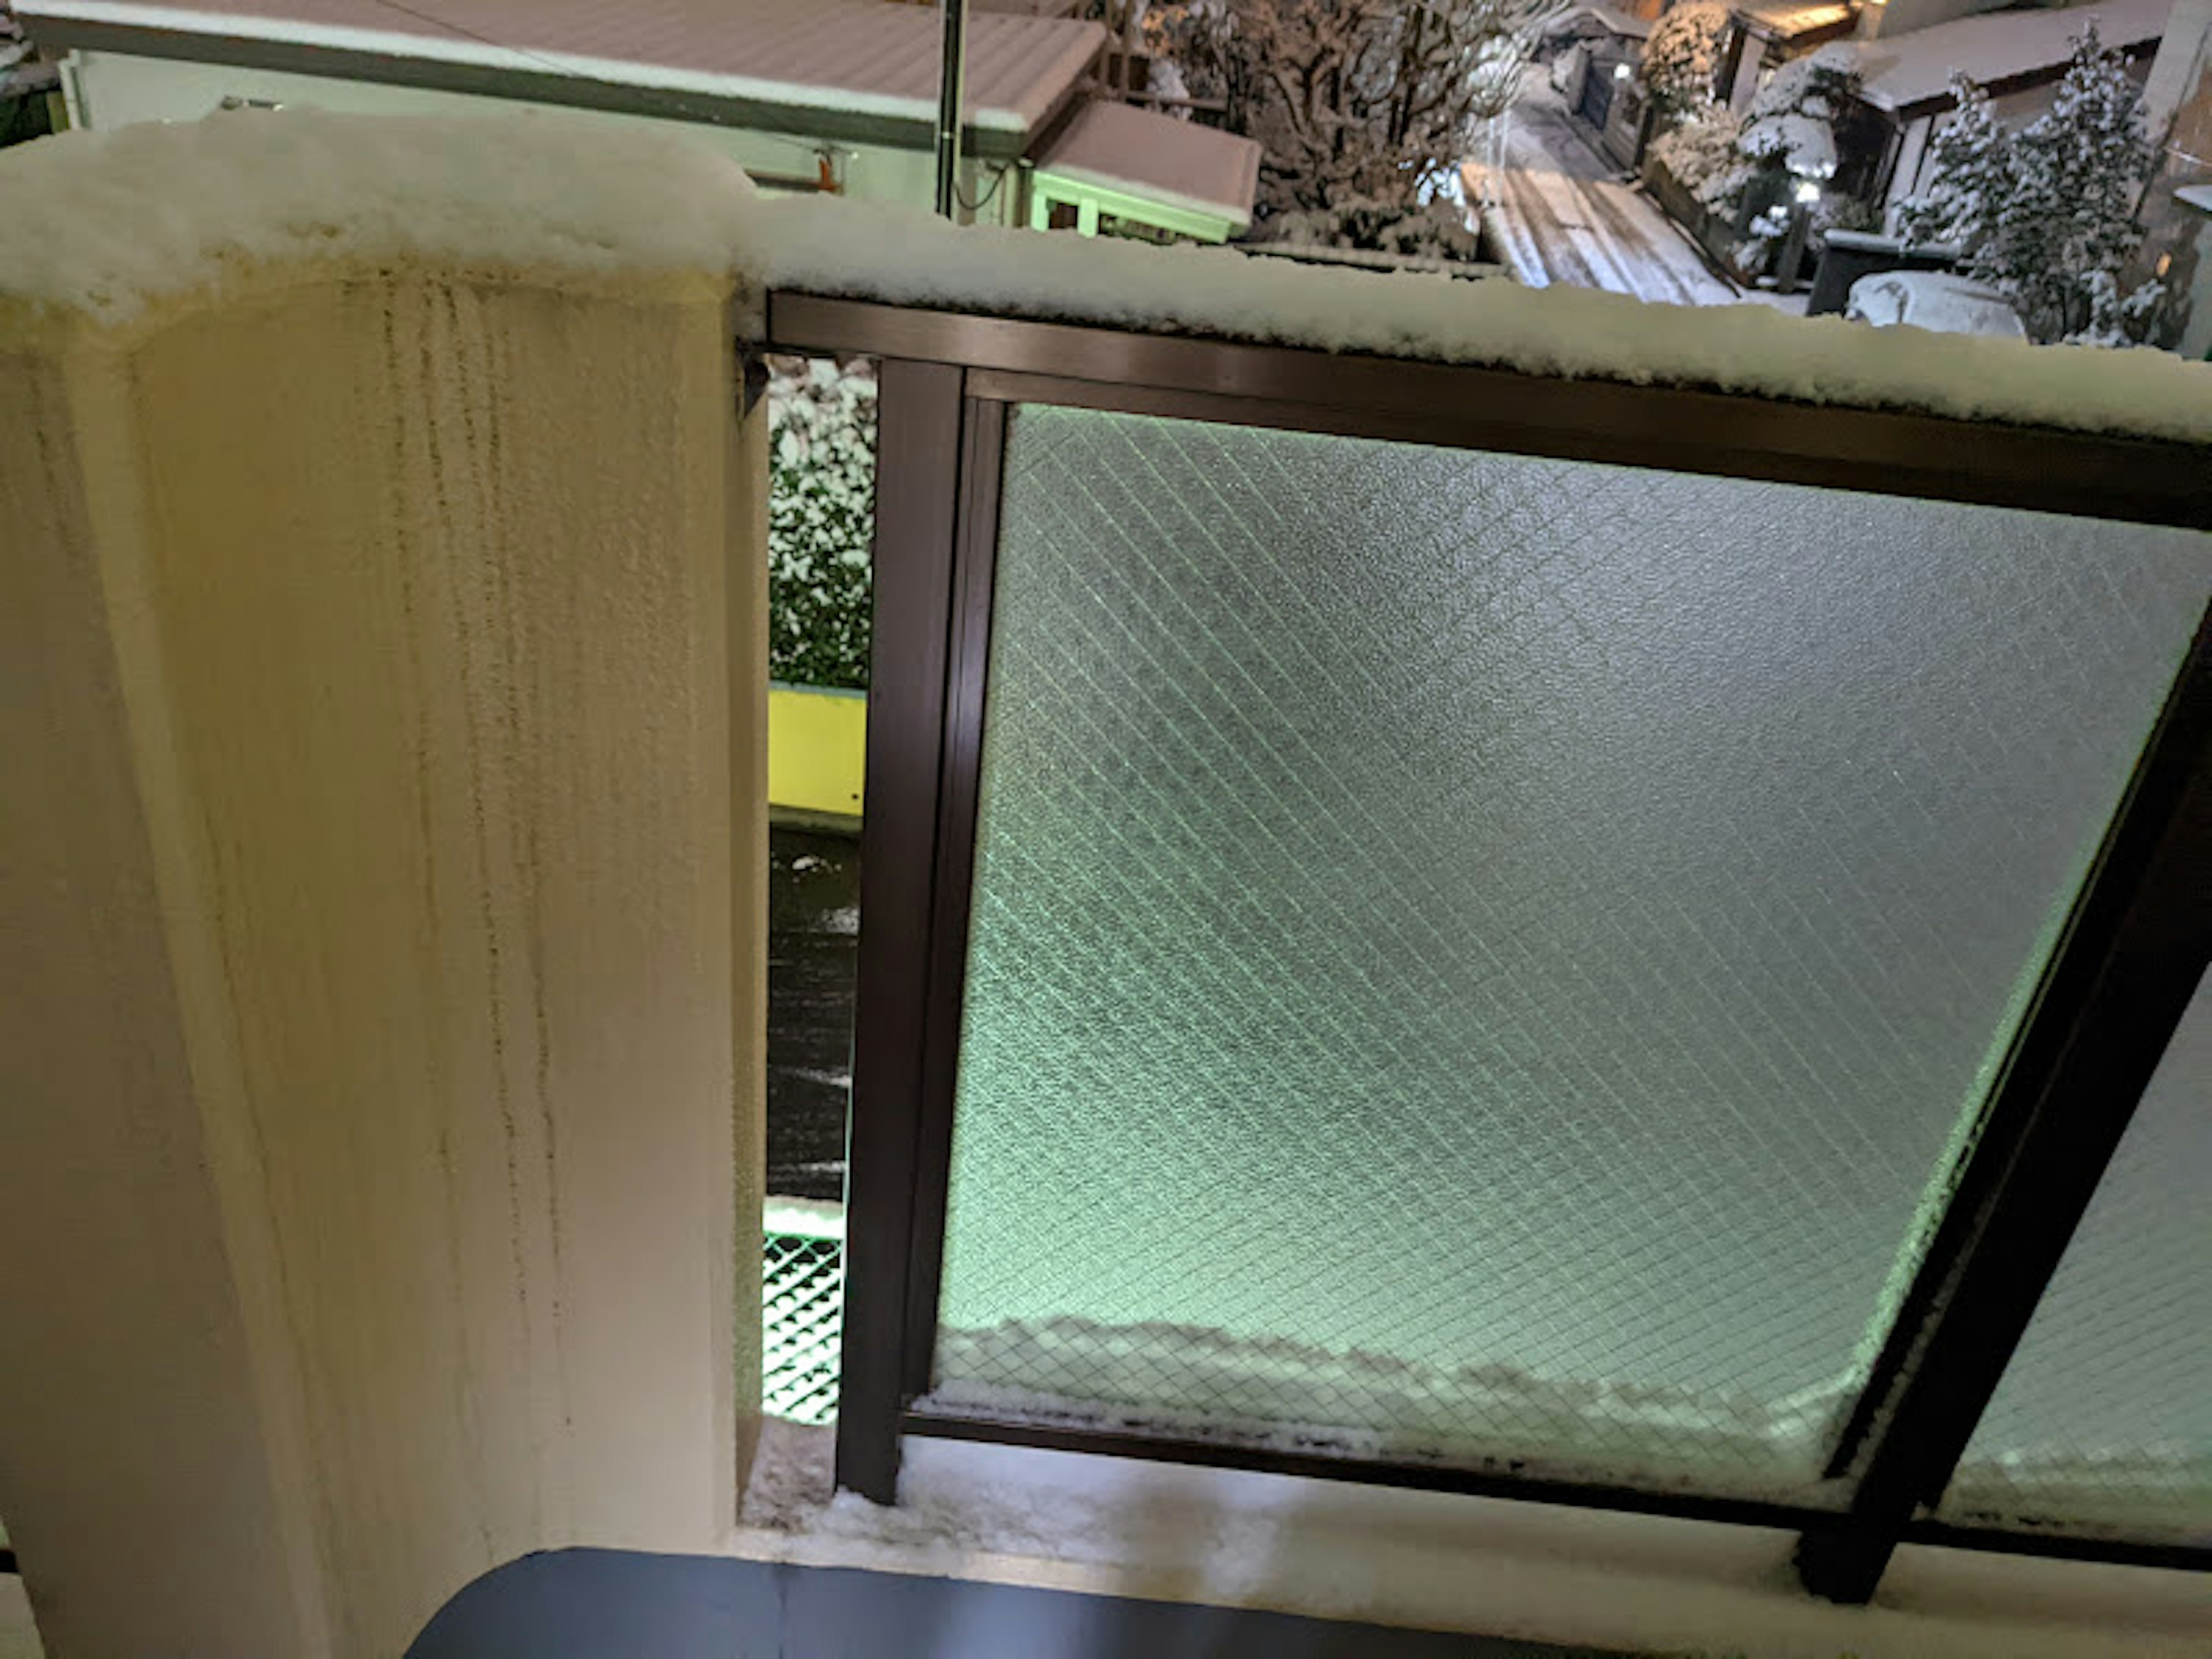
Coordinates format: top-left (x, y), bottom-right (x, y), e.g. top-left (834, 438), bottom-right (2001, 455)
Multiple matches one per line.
top-left (415, 281), bottom-right (546, 1535)
top-left (382, 288), bottom-right (497, 1565)
top-left (450, 283), bottom-right (571, 1433)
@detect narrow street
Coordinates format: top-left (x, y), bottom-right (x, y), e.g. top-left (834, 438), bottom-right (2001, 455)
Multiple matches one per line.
top-left (1469, 81), bottom-right (1738, 307)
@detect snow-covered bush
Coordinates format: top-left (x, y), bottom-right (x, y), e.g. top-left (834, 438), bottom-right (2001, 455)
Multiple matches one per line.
top-left (1259, 193), bottom-right (1482, 259)
top-left (767, 355), bottom-right (876, 691)
top-left (1154, 0), bottom-right (1559, 216)
top-left (1895, 28), bottom-right (2162, 345)
top-left (1699, 44), bottom-right (1858, 270)
top-left (1647, 103), bottom-right (1741, 205)
top-left (1734, 44), bottom-right (1857, 180)
top-left (1635, 1), bottom-right (1728, 129)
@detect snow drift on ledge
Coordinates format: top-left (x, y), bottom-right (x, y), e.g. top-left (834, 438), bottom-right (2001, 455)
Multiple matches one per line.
top-left (925, 1317), bottom-right (1853, 1504)
top-left (1, 107), bottom-right (2208, 443)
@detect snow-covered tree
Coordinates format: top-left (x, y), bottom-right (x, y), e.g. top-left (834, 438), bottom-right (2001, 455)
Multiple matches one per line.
top-left (1694, 43), bottom-right (1858, 267)
top-left (1732, 43), bottom-right (1858, 183)
top-left (1157, 0), bottom-right (1559, 215)
top-left (1636, 1), bottom-right (1729, 130)
top-left (1896, 25), bottom-right (2161, 344)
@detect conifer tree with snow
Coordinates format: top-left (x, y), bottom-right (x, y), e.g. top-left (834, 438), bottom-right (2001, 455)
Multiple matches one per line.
top-left (1635, 1), bottom-right (1728, 129)
top-left (1896, 25), bottom-right (2161, 344)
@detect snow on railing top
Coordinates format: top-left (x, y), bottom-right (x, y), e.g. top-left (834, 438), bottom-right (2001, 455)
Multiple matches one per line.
top-left (3, 108), bottom-right (2209, 445)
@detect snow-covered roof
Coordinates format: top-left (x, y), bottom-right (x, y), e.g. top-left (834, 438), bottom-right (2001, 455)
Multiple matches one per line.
top-left (1032, 100), bottom-right (1261, 230)
top-left (13, 0), bottom-right (1107, 138)
top-left (1, 108), bottom-right (2207, 447)
top-left (1541, 4), bottom-right (1656, 41)
top-left (1735, 0), bottom-right (1855, 40)
top-left (1851, 0), bottom-right (2174, 113)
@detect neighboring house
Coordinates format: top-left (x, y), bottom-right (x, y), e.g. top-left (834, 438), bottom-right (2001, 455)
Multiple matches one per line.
top-left (13, 0), bottom-right (1258, 240)
top-left (2, 0), bottom-right (61, 147)
top-left (1714, 0), bottom-right (1858, 111)
top-left (2127, 0), bottom-right (2212, 353)
top-left (1842, 0), bottom-right (2170, 222)
top-left (1546, 4), bottom-right (1657, 165)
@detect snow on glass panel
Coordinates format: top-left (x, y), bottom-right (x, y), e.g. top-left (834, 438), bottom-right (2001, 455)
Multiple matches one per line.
top-left (927, 405), bottom-right (2211, 1496)
top-left (1940, 971), bottom-right (2211, 1543)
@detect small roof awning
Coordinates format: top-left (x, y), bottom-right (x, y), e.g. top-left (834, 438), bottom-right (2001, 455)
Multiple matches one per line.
top-left (1734, 0), bottom-right (1855, 40)
top-left (1030, 100), bottom-right (1262, 243)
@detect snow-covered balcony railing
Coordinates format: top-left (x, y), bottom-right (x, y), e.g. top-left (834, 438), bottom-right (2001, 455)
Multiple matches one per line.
top-left (752, 185), bottom-right (2212, 1607)
top-left (2, 109), bottom-right (2206, 1655)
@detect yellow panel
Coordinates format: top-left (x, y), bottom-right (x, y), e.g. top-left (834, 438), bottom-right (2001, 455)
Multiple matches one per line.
top-left (768, 684), bottom-right (867, 819)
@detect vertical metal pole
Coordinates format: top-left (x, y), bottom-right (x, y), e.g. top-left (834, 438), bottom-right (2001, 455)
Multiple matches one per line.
top-left (935, 0), bottom-right (968, 220)
top-left (834, 360), bottom-right (967, 1503)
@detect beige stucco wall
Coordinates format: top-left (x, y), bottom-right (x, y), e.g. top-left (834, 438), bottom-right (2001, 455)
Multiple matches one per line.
top-left (0, 262), bottom-right (763, 1656)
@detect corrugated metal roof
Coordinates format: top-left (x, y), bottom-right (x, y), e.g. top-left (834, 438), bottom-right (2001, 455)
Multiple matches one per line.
top-left (1852, 0), bottom-right (2173, 112)
top-left (17, 0), bottom-right (1106, 133)
top-left (1035, 99), bottom-right (1260, 227)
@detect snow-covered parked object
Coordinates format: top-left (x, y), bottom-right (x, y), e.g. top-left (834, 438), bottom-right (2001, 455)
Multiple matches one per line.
top-left (1845, 270), bottom-right (2027, 340)
top-left (2, 107), bottom-right (2209, 442)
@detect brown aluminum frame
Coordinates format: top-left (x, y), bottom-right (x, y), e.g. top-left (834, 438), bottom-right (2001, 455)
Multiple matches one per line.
top-left (779, 292), bottom-right (2212, 1597)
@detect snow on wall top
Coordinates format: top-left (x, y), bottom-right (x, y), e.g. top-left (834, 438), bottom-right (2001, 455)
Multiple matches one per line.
top-left (1, 107), bottom-right (2208, 446)
top-left (16, 0), bottom-right (1107, 134)
top-left (0, 107), bottom-right (759, 319)
top-left (1852, 0), bottom-right (2175, 113)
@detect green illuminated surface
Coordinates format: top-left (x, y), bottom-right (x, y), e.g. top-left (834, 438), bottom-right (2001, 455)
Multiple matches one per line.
top-left (1941, 970), bottom-right (2211, 1540)
top-left (936, 406), bottom-right (2210, 1490)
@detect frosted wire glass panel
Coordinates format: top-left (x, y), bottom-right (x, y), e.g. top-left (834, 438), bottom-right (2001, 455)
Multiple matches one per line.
top-left (1941, 971), bottom-right (2210, 1541)
top-left (933, 407), bottom-right (2210, 1493)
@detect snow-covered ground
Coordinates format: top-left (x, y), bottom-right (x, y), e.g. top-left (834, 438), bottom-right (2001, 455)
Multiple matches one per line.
top-left (1469, 82), bottom-right (1738, 306)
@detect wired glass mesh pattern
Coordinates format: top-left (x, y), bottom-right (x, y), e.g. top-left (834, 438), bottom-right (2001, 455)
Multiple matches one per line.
top-left (932, 406), bottom-right (2209, 1494)
top-left (1940, 970), bottom-right (2210, 1542)
top-left (763, 1225), bottom-right (844, 1425)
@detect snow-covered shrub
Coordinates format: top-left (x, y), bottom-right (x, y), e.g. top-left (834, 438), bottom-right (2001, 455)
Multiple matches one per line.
top-left (1734, 44), bottom-right (1857, 179)
top-left (1257, 194), bottom-right (1482, 260)
top-left (1635, 1), bottom-right (1728, 129)
top-left (1698, 44), bottom-right (1858, 270)
top-left (1895, 29), bottom-right (2162, 345)
top-left (1647, 103), bottom-right (1741, 205)
top-left (767, 355), bottom-right (876, 691)
top-left (1153, 0), bottom-right (1560, 215)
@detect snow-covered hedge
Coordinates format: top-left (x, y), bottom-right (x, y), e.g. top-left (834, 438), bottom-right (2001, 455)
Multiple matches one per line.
top-left (767, 355), bottom-right (875, 691)
top-left (1255, 195), bottom-right (1482, 263)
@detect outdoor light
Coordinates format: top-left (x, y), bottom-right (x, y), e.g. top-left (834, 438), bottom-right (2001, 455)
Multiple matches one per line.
top-left (1794, 179), bottom-right (1821, 204)
top-left (1613, 62), bottom-right (1632, 81)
